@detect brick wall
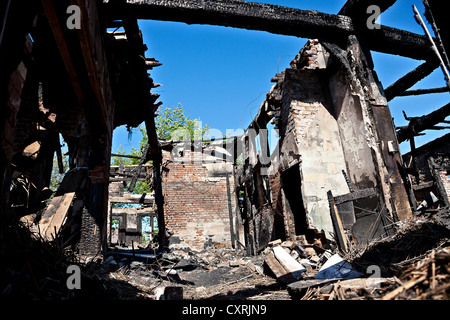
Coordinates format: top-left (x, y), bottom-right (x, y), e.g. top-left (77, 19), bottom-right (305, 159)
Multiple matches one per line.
top-left (162, 148), bottom-right (235, 251)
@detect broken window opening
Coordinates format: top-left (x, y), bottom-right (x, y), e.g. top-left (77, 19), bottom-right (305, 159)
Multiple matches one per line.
top-left (109, 203), bottom-right (158, 248)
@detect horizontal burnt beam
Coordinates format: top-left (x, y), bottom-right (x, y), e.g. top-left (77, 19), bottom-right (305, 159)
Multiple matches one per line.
top-left (103, 0), bottom-right (353, 39)
top-left (102, 0), bottom-right (432, 60)
top-left (397, 102), bottom-right (450, 143)
top-left (397, 86), bottom-right (450, 96)
top-left (365, 25), bottom-right (433, 60)
top-left (384, 59), bottom-right (440, 101)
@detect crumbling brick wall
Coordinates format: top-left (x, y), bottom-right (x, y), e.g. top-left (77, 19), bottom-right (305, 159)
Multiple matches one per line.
top-left (277, 64), bottom-right (350, 237)
top-left (162, 147), bottom-right (235, 251)
top-left (248, 38), bottom-right (412, 247)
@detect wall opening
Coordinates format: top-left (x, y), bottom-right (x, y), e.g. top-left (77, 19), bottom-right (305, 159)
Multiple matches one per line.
top-left (110, 218), bottom-right (120, 244)
top-left (281, 164), bottom-right (307, 235)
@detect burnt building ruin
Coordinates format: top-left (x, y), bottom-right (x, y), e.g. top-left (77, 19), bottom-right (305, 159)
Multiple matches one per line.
top-left (1, 0), bottom-right (449, 261)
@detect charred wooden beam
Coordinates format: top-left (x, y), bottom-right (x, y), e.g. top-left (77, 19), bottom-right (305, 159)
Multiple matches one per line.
top-left (413, 5), bottom-right (450, 88)
top-left (327, 190), bottom-right (349, 253)
top-left (104, 0), bottom-right (354, 39)
top-left (424, 0), bottom-right (450, 72)
top-left (397, 102), bottom-right (450, 143)
top-left (42, 0), bottom-right (114, 137)
top-left (428, 157), bottom-right (450, 207)
top-left (384, 59), bottom-right (440, 101)
top-left (365, 25), bottom-right (433, 60)
top-left (397, 86), bottom-right (450, 96)
top-left (41, 0), bottom-right (84, 108)
top-left (102, 0), bottom-right (432, 60)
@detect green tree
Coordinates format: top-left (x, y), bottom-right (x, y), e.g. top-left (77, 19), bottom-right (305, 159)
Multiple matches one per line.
top-left (111, 103), bottom-right (210, 195)
top-left (50, 150), bottom-right (69, 192)
top-left (155, 103), bottom-right (209, 141)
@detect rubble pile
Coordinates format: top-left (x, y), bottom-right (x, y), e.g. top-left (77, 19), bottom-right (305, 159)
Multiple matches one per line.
top-left (1, 210), bottom-right (449, 300)
top-left (287, 215), bottom-right (450, 300)
top-left (294, 245), bottom-right (450, 300)
top-left (0, 218), bottom-right (118, 299)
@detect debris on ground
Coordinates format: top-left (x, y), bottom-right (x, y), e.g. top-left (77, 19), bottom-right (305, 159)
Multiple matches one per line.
top-left (1, 209), bottom-right (449, 300)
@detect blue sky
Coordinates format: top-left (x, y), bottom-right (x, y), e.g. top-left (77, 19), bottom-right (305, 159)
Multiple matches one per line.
top-left (112, 0), bottom-right (449, 155)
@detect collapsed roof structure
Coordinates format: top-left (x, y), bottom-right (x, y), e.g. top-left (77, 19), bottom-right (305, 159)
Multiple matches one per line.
top-left (1, 0), bottom-right (449, 299)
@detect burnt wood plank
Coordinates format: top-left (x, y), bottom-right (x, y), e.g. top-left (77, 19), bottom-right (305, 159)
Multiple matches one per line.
top-left (327, 191), bottom-right (349, 253)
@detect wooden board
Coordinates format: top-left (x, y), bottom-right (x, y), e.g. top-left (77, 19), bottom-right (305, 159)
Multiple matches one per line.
top-left (39, 192), bottom-right (75, 240)
top-left (38, 195), bottom-right (65, 232)
top-left (327, 191), bottom-right (349, 253)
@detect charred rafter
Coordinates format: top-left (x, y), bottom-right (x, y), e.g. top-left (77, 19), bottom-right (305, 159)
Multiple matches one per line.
top-left (397, 86), bottom-right (450, 97)
top-left (384, 59), bottom-right (440, 101)
top-left (397, 102), bottom-right (450, 143)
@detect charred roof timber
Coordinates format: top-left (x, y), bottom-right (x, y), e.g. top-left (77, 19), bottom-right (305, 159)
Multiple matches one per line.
top-left (102, 0), bottom-right (433, 60)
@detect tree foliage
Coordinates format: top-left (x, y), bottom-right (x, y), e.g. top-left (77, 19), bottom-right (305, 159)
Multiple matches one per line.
top-left (155, 103), bottom-right (210, 141)
top-left (111, 103), bottom-right (210, 196)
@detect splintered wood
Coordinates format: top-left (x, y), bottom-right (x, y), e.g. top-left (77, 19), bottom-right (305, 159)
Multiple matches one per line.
top-left (298, 246), bottom-right (450, 300)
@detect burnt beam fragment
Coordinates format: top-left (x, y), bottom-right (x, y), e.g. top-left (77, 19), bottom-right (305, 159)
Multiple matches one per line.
top-left (365, 25), bottom-right (433, 60)
top-left (397, 102), bottom-right (450, 143)
top-left (397, 86), bottom-right (450, 96)
top-left (384, 59), bottom-right (440, 101)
